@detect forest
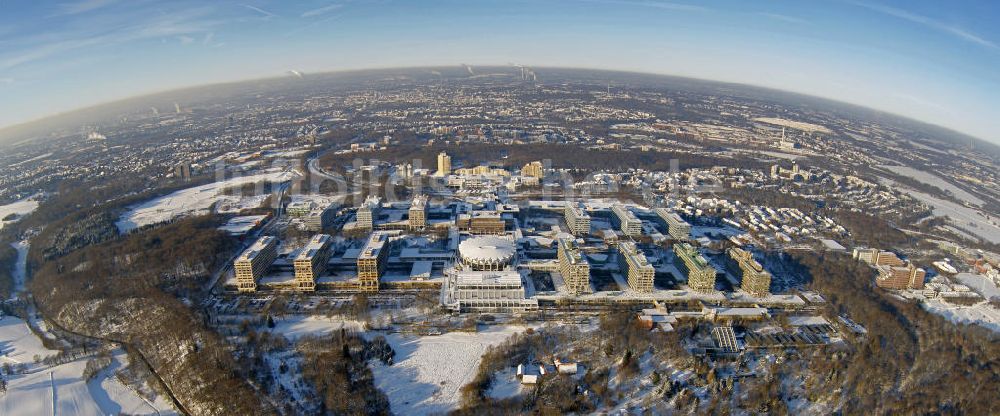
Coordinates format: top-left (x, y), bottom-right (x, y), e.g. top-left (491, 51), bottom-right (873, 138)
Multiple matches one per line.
top-left (29, 216), bottom-right (275, 415)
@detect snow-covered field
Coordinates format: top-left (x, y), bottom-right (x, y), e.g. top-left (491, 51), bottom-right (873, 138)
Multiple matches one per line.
top-left (0, 195), bottom-right (40, 231)
top-left (116, 169), bottom-right (299, 232)
top-left (271, 315), bottom-right (365, 340)
top-left (881, 165), bottom-right (984, 206)
top-left (370, 326), bottom-right (527, 415)
top-left (9, 240), bottom-right (29, 299)
top-left (954, 272), bottom-right (1000, 300)
top-left (887, 183), bottom-right (1000, 244)
top-left (0, 317), bottom-right (175, 415)
top-left (923, 299), bottom-right (1000, 333)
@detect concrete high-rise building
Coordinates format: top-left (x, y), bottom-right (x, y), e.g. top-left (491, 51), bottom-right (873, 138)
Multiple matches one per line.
top-left (436, 151), bottom-right (452, 177)
top-left (409, 194), bottom-right (428, 230)
top-left (287, 201), bottom-right (316, 218)
top-left (564, 202), bottom-right (591, 236)
top-left (293, 234), bottom-right (332, 292)
top-left (173, 163), bottom-right (193, 180)
top-left (234, 236), bottom-right (277, 293)
top-left (618, 241), bottom-right (655, 293)
top-left (357, 231), bottom-right (401, 292)
top-left (557, 238), bottom-right (592, 294)
top-left (876, 264), bottom-right (926, 290)
top-left (612, 204), bottom-right (642, 237)
top-left (727, 247), bottom-right (771, 297)
top-left (356, 195), bottom-right (381, 229)
top-left (853, 248), bottom-right (904, 267)
top-left (674, 242), bottom-right (717, 293)
top-left (302, 202), bottom-right (340, 232)
top-left (521, 161), bottom-right (544, 179)
top-left (655, 208), bottom-right (691, 240)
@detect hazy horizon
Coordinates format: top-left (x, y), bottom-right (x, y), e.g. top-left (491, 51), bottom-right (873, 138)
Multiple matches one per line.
top-left (1, 64), bottom-right (993, 150)
top-left (2, 1), bottom-right (999, 144)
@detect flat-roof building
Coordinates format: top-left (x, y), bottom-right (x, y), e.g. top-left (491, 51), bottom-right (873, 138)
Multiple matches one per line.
top-left (618, 241), bottom-right (655, 293)
top-left (564, 202), bottom-right (591, 236)
top-left (655, 208), bottom-right (691, 240)
top-left (674, 242), bottom-right (717, 293)
top-left (357, 230), bottom-right (401, 292)
top-left (437, 151), bottom-right (451, 177)
top-left (293, 234), bottom-right (333, 292)
top-left (441, 270), bottom-right (538, 312)
top-left (234, 236), bottom-right (278, 293)
top-left (612, 204), bottom-right (642, 237)
top-left (356, 195), bottom-right (381, 229)
top-left (521, 161), bottom-right (544, 179)
top-left (557, 238), bottom-right (592, 294)
top-left (876, 264), bottom-right (926, 290)
top-left (727, 247), bottom-right (771, 297)
top-left (302, 202), bottom-right (340, 232)
top-left (457, 210), bottom-right (505, 235)
top-left (409, 194), bottom-right (428, 230)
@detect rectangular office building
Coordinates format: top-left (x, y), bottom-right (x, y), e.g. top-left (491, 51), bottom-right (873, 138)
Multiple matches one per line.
top-left (618, 241), bottom-right (655, 293)
top-left (612, 204), bottom-right (642, 237)
top-left (557, 238), bottom-right (592, 294)
top-left (727, 247), bottom-right (771, 297)
top-left (357, 231), bottom-right (401, 292)
top-left (674, 242), bottom-right (717, 293)
top-left (293, 234), bottom-right (333, 292)
top-left (564, 202), bottom-right (591, 236)
top-left (655, 208), bottom-right (691, 240)
top-left (234, 236), bottom-right (278, 293)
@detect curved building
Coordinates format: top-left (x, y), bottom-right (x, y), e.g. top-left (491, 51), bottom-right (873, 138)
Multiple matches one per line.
top-left (459, 236), bottom-right (517, 271)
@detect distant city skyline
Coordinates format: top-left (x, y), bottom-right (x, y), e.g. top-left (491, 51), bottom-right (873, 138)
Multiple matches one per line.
top-left (1, 0), bottom-right (999, 144)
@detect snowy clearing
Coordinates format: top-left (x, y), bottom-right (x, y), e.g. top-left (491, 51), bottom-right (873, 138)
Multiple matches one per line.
top-left (370, 326), bottom-right (527, 415)
top-left (0, 195), bottom-right (40, 231)
top-left (923, 299), bottom-right (1000, 333)
top-left (880, 165), bottom-right (984, 206)
top-left (0, 317), bottom-right (175, 415)
top-left (271, 315), bottom-right (365, 340)
top-left (116, 169), bottom-right (298, 232)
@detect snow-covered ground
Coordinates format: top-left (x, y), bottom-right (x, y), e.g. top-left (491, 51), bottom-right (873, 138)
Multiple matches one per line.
top-left (887, 183), bottom-right (1000, 244)
top-left (9, 240), bottom-right (29, 299)
top-left (370, 326), bottom-right (527, 415)
top-left (271, 315), bottom-right (365, 340)
top-left (953, 272), bottom-right (1000, 300)
top-left (0, 315), bottom-right (57, 370)
top-left (881, 165), bottom-right (984, 206)
top-left (0, 195), bottom-right (40, 231)
top-left (116, 169), bottom-right (299, 232)
top-left (486, 367), bottom-right (523, 400)
top-left (923, 299), bottom-right (1000, 333)
top-left (0, 316), bottom-right (175, 415)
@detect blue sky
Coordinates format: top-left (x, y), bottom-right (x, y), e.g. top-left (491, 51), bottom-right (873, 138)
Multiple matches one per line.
top-left (1, 0), bottom-right (999, 143)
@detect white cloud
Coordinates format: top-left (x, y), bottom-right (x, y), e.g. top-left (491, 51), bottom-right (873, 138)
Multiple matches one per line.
top-left (301, 3), bottom-right (343, 18)
top-left (853, 2), bottom-right (997, 49)
top-left (240, 4), bottom-right (278, 19)
top-left (54, 0), bottom-right (121, 16)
